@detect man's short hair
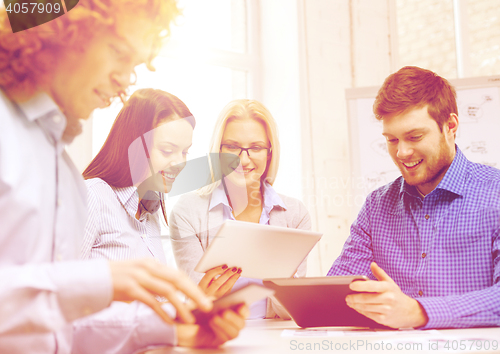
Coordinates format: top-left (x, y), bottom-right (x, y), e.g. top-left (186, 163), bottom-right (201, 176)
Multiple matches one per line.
top-left (373, 66), bottom-right (458, 131)
top-left (0, 0), bottom-right (179, 101)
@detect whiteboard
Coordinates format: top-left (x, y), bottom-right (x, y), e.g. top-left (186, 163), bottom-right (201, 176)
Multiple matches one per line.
top-left (346, 75), bottom-right (500, 217)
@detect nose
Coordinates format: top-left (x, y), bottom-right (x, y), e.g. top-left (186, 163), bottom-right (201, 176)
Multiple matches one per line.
top-left (396, 141), bottom-right (413, 160)
top-left (111, 70), bottom-right (134, 93)
top-left (238, 149), bottom-right (252, 165)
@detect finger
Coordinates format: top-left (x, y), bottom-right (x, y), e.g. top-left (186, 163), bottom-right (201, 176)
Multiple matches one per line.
top-left (209, 267), bottom-right (238, 289)
top-left (140, 261), bottom-right (212, 312)
top-left (349, 279), bottom-right (389, 293)
top-left (235, 303), bottom-right (250, 319)
top-left (126, 285), bottom-right (175, 324)
top-left (346, 292), bottom-right (385, 305)
top-left (209, 310), bottom-right (242, 342)
top-left (214, 273), bottom-right (241, 298)
top-left (198, 265), bottom-right (228, 290)
top-left (346, 298), bottom-right (391, 314)
top-left (370, 262), bottom-right (394, 283)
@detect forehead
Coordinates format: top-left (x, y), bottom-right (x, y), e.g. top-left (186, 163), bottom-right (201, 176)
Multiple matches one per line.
top-left (382, 106), bottom-right (440, 135)
top-left (153, 119), bottom-right (193, 145)
top-left (223, 119), bottom-right (268, 141)
top-left (113, 12), bottom-right (157, 63)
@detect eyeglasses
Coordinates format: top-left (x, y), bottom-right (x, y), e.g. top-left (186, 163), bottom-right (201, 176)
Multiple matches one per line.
top-left (220, 144), bottom-right (271, 158)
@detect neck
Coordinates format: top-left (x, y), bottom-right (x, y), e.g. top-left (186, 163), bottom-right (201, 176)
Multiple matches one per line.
top-left (223, 177), bottom-right (262, 216)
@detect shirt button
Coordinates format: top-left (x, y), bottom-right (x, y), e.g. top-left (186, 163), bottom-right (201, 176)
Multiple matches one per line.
top-left (141, 234), bottom-right (147, 239)
top-left (56, 254), bottom-right (62, 261)
top-left (52, 113), bottom-right (62, 123)
top-left (418, 290), bottom-right (423, 296)
top-left (57, 198), bottom-right (62, 207)
top-left (422, 253), bottom-right (427, 258)
top-left (424, 214), bottom-right (430, 220)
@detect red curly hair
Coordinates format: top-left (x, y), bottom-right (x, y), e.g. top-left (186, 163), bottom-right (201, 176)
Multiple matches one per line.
top-left (0, 0), bottom-right (179, 101)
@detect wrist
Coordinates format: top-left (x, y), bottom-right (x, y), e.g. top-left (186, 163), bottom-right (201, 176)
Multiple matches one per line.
top-left (412, 299), bottom-right (429, 328)
top-left (176, 323), bottom-right (198, 347)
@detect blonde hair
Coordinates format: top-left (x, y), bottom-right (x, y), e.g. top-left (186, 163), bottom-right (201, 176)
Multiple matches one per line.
top-left (199, 99), bottom-right (280, 196)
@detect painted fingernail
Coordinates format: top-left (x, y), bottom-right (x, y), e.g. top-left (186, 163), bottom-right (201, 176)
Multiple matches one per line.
top-left (222, 264), bottom-right (228, 270)
top-left (232, 267), bottom-right (237, 272)
top-left (237, 268), bottom-right (242, 274)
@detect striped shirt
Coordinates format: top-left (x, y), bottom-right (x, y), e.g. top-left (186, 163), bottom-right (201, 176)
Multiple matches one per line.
top-left (328, 147), bottom-right (500, 329)
top-left (81, 178), bottom-right (166, 263)
top-left (73, 178), bottom-right (176, 353)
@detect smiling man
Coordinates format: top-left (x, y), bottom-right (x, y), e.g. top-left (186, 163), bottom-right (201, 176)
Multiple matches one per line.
top-left (0, 1), bottom-right (246, 353)
top-left (328, 66), bottom-right (500, 329)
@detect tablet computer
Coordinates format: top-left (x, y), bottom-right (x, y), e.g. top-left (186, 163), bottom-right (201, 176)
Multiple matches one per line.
top-left (192, 284), bottom-right (275, 323)
top-left (263, 276), bottom-right (390, 329)
top-left (194, 220), bottom-right (322, 279)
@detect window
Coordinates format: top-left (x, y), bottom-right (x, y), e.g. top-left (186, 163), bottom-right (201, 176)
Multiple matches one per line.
top-left (396, 0), bottom-right (500, 78)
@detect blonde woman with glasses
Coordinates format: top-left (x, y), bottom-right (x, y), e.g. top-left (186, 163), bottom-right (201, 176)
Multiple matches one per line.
top-left (170, 99), bottom-right (311, 319)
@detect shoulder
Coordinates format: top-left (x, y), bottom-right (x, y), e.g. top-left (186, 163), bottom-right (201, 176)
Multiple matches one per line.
top-left (466, 160), bottom-right (500, 186)
top-left (278, 193), bottom-right (308, 214)
top-left (364, 176), bottom-right (404, 210)
top-left (84, 178), bottom-right (116, 205)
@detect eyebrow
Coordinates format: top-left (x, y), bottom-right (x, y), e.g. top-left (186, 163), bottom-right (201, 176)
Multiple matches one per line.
top-left (382, 128), bottom-right (427, 137)
top-left (222, 140), bottom-right (268, 145)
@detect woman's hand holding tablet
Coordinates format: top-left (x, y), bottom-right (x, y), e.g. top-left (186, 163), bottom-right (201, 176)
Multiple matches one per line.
top-left (198, 264), bottom-right (242, 298)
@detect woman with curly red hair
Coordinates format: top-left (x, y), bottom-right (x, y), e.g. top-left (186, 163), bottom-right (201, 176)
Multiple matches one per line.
top-left (0, 1), bottom-right (246, 353)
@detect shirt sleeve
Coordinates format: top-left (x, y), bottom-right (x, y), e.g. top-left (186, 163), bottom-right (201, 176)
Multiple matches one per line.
top-left (327, 196), bottom-right (376, 278)
top-left (0, 260), bottom-right (112, 335)
top-left (169, 197), bottom-right (206, 284)
top-left (72, 301), bottom-right (177, 354)
top-left (417, 227), bottom-right (500, 329)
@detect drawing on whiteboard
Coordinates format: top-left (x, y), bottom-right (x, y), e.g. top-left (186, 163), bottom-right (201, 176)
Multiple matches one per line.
top-left (463, 141), bottom-right (488, 154)
top-left (370, 138), bottom-right (388, 156)
top-left (461, 95), bottom-right (493, 122)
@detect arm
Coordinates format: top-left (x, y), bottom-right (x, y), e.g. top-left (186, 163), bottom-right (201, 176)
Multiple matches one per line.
top-left (0, 260), bottom-right (112, 335)
top-left (73, 300), bottom-right (249, 353)
top-left (169, 197), bottom-right (207, 284)
top-left (416, 229), bottom-right (500, 329)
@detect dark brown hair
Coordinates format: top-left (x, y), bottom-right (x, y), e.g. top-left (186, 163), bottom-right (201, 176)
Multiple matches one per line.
top-left (373, 66), bottom-right (457, 131)
top-left (83, 88), bottom-right (195, 223)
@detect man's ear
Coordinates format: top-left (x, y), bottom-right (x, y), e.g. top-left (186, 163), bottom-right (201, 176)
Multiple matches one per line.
top-left (446, 113), bottom-right (459, 137)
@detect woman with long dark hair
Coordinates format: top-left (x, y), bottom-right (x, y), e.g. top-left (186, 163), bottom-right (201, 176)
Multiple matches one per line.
top-left (81, 88), bottom-right (195, 261)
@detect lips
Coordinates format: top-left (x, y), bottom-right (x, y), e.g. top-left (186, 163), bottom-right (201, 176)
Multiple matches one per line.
top-left (402, 159), bottom-right (423, 169)
top-left (161, 171), bottom-right (177, 182)
top-left (232, 167), bottom-right (254, 175)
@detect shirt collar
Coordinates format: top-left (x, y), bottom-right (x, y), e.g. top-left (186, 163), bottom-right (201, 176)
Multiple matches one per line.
top-left (400, 145), bottom-right (466, 199)
top-left (209, 181), bottom-right (287, 211)
top-left (16, 92), bottom-right (67, 143)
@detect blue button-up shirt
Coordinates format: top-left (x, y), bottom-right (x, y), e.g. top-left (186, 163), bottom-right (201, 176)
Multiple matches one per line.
top-left (328, 147), bottom-right (500, 329)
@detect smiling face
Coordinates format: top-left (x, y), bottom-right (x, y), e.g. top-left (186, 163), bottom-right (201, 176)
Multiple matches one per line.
top-left (147, 118), bottom-right (194, 193)
top-left (221, 118), bottom-right (271, 190)
top-left (48, 13), bottom-right (155, 135)
top-left (382, 106), bottom-right (458, 195)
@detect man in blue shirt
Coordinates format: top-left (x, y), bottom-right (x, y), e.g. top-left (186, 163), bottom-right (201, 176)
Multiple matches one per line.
top-left (328, 66), bottom-right (500, 329)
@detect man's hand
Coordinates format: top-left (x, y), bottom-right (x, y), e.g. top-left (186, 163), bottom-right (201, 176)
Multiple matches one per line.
top-left (176, 304), bottom-right (249, 348)
top-left (345, 262), bottom-right (428, 329)
top-left (198, 265), bottom-right (241, 298)
top-left (109, 259), bottom-right (212, 325)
